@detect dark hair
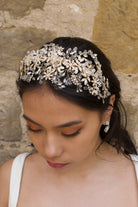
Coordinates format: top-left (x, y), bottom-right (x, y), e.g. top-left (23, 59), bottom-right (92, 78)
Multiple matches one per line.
top-left (16, 37), bottom-right (137, 155)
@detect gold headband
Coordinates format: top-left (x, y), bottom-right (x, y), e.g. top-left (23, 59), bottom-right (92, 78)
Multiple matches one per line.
top-left (19, 43), bottom-right (111, 103)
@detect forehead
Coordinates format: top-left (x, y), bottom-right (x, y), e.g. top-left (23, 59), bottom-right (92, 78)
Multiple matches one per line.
top-left (22, 87), bottom-right (100, 126)
top-left (23, 88), bottom-right (85, 121)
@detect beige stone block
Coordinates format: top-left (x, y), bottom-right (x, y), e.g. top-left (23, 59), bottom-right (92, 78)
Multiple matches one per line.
top-left (93, 0), bottom-right (138, 73)
top-left (0, 0), bottom-right (98, 40)
top-left (0, 27), bottom-right (56, 72)
top-left (0, 0), bottom-right (46, 18)
top-left (0, 71), bottom-right (22, 141)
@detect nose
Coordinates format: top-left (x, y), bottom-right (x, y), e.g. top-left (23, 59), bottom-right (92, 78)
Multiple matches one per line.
top-left (43, 134), bottom-right (63, 159)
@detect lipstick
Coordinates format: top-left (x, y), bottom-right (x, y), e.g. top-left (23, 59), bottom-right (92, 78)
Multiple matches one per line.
top-left (47, 161), bottom-right (68, 168)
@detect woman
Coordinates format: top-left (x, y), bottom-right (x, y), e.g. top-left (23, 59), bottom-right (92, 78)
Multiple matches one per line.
top-left (0, 37), bottom-right (138, 206)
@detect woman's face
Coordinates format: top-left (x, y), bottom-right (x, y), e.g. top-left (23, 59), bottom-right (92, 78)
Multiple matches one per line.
top-left (22, 87), bottom-right (106, 171)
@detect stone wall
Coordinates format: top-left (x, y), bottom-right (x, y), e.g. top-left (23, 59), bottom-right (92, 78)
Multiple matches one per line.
top-left (0, 0), bottom-right (137, 166)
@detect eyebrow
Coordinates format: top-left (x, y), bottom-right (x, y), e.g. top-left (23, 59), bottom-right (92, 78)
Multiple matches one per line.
top-left (23, 114), bottom-right (42, 126)
top-left (55, 121), bottom-right (82, 128)
top-left (23, 114), bottom-right (82, 128)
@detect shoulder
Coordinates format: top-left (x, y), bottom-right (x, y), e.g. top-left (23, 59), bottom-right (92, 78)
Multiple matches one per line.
top-left (0, 153), bottom-right (30, 207)
top-left (0, 159), bottom-right (14, 207)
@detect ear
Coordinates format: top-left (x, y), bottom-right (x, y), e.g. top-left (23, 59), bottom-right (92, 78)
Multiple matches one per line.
top-left (109, 94), bottom-right (115, 107)
top-left (102, 95), bottom-right (115, 125)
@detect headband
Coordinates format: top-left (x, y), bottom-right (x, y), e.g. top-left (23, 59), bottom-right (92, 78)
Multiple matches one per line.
top-left (19, 43), bottom-right (111, 103)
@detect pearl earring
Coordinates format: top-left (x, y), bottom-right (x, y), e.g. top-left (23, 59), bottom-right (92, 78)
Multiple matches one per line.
top-left (104, 121), bottom-right (110, 133)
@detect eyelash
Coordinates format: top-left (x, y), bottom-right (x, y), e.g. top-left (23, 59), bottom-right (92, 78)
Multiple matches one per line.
top-left (61, 128), bottom-right (81, 137)
top-left (27, 126), bottom-right (43, 133)
top-left (27, 126), bottom-right (81, 137)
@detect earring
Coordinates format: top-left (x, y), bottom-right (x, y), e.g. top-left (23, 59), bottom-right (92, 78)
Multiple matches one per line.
top-left (104, 121), bottom-right (110, 133)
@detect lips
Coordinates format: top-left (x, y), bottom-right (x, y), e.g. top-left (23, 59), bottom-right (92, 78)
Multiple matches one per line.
top-left (47, 161), bottom-right (69, 168)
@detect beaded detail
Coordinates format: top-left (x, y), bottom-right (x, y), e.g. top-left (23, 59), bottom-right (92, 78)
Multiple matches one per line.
top-left (19, 43), bottom-right (111, 103)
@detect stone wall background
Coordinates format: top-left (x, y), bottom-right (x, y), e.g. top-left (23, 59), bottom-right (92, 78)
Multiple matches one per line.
top-left (0, 0), bottom-right (137, 166)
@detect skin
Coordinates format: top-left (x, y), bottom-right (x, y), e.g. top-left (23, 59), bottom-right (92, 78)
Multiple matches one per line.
top-left (0, 86), bottom-right (137, 207)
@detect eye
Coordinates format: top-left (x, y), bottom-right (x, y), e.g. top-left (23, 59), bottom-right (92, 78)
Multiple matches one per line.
top-left (61, 128), bottom-right (81, 137)
top-left (27, 126), bottom-right (43, 133)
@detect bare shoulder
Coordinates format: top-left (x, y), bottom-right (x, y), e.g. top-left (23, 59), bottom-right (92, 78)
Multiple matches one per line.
top-left (102, 144), bottom-right (137, 180)
top-left (0, 159), bottom-right (14, 207)
top-left (109, 150), bottom-right (138, 190)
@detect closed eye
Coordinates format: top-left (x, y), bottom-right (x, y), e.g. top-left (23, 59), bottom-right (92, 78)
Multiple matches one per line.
top-left (27, 126), bottom-right (43, 133)
top-left (61, 128), bottom-right (81, 137)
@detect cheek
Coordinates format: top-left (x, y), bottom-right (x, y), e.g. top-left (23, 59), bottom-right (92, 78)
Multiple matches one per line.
top-left (72, 123), bottom-right (101, 154)
top-left (67, 129), bottom-right (100, 156)
top-left (82, 119), bottom-right (102, 142)
top-left (78, 136), bottom-right (97, 154)
top-left (28, 132), bottom-right (43, 149)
